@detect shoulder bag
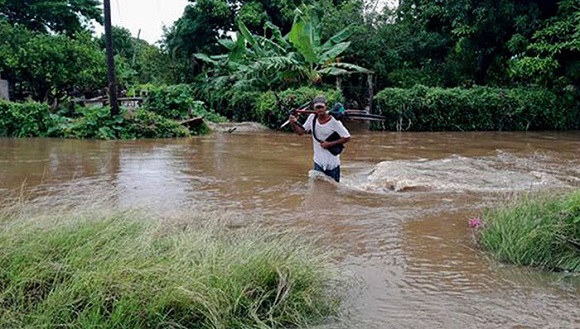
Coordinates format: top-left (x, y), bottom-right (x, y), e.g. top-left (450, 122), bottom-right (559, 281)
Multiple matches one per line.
top-left (312, 115), bottom-right (344, 156)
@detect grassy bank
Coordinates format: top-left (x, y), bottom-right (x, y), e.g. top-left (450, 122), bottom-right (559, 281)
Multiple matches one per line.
top-left (0, 203), bottom-right (342, 328)
top-left (477, 190), bottom-right (580, 272)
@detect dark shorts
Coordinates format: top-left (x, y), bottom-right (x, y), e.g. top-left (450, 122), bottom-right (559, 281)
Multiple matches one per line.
top-left (314, 163), bottom-right (340, 182)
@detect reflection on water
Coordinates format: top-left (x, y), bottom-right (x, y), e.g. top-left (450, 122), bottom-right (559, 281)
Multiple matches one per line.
top-left (1, 131), bottom-right (580, 328)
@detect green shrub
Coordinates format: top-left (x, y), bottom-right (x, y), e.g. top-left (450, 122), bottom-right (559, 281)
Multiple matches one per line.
top-left (0, 101), bottom-right (55, 137)
top-left (144, 84), bottom-right (226, 123)
top-left (375, 85), bottom-right (579, 131)
top-left (56, 106), bottom-right (191, 139)
top-left (192, 85), bottom-right (343, 127)
top-left (57, 106), bottom-right (124, 139)
top-left (144, 84), bottom-right (195, 119)
top-left (254, 87), bottom-right (343, 129)
top-left (230, 91), bottom-right (262, 121)
top-left (477, 190), bottom-right (580, 272)
top-left (123, 109), bottom-right (196, 138)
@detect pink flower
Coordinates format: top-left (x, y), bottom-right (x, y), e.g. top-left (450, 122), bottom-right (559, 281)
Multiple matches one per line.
top-left (468, 217), bottom-right (483, 229)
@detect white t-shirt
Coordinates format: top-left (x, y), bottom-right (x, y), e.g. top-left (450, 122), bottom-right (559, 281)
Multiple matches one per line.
top-left (302, 114), bottom-right (351, 170)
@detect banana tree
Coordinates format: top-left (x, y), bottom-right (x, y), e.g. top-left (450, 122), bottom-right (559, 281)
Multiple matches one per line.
top-left (287, 6), bottom-right (371, 84)
top-left (194, 20), bottom-right (296, 90)
top-left (194, 5), bottom-right (371, 90)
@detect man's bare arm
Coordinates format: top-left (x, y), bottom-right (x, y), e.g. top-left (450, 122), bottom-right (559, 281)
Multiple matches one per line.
top-left (289, 115), bottom-right (305, 135)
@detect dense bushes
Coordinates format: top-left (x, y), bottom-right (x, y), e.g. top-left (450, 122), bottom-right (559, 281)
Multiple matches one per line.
top-left (0, 101), bottom-right (55, 137)
top-left (3, 84), bottom-right (579, 139)
top-left (229, 91), bottom-right (262, 122)
top-left (194, 86), bottom-right (343, 129)
top-left (144, 84), bottom-right (227, 123)
top-left (253, 87), bottom-right (343, 129)
top-left (375, 85), bottom-right (580, 131)
top-left (58, 107), bottom-right (192, 139)
top-left (126, 109), bottom-right (206, 138)
top-left (0, 84), bottom-right (231, 139)
top-left (0, 101), bottom-right (197, 139)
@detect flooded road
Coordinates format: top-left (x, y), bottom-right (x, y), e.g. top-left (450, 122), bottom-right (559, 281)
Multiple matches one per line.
top-left (1, 129), bottom-right (580, 328)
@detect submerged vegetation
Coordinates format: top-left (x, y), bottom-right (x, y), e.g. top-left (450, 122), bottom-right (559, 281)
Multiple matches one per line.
top-left (0, 83), bottom-right (230, 139)
top-left (0, 201), bottom-right (343, 328)
top-left (476, 190), bottom-right (580, 272)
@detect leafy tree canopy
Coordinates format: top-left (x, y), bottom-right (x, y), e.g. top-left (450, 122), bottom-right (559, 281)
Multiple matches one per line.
top-left (98, 26), bottom-right (137, 62)
top-left (0, 0), bottom-right (102, 36)
top-left (96, 26), bottom-right (180, 85)
top-left (0, 21), bottom-right (108, 104)
top-left (510, 0), bottom-right (580, 88)
top-left (393, 0), bottom-right (559, 86)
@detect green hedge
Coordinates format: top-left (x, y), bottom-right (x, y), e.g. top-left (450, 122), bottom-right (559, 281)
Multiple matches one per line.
top-left (209, 87), bottom-right (343, 129)
top-left (0, 101), bottom-right (55, 137)
top-left (374, 85), bottom-right (580, 131)
top-left (259, 87), bottom-right (344, 129)
top-left (143, 84), bottom-right (226, 123)
top-left (192, 84), bottom-right (343, 128)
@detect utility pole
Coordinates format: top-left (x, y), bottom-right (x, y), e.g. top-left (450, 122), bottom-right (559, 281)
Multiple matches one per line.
top-left (131, 29), bottom-right (141, 68)
top-left (103, 0), bottom-right (119, 116)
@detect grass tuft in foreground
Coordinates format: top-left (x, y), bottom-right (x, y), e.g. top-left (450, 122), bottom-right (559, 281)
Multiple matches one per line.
top-left (477, 189), bottom-right (580, 272)
top-left (0, 204), bottom-right (342, 328)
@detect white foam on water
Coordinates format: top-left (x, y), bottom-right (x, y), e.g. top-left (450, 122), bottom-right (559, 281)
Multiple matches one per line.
top-left (344, 152), bottom-right (574, 194)
top-left (307, 169), bottom-right (339, 185)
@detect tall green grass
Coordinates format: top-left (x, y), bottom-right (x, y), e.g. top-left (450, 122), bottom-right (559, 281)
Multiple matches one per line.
top-left (478, 190), bottom-right (580, 272)
top-left (0, 203), bottom-right (342, 328)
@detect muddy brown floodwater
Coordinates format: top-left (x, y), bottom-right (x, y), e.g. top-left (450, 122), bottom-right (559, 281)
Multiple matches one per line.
top-left (1, 128), bottom-right (579, 328)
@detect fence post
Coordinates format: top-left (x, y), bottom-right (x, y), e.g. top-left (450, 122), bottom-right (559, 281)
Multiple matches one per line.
top-left (367, 73), bottom-right (374, 113)
top-left (0, 74), bottom-right (9, 101)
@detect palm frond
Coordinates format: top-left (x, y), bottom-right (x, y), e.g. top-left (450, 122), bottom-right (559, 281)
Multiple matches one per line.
top-left (321, 25), bottom-right (354, 49)
top-left (319, 42), bottom-right (350, 63)
top-left (327, 62), bottom-right (373, 74)
top-left (193, 53), bottom-right (220, 65)
top-left (318, 67), bottom-right (350, 76)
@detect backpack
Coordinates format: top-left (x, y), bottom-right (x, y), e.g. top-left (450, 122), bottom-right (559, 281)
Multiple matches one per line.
top-left (328, 102), bottom-right (346, 121)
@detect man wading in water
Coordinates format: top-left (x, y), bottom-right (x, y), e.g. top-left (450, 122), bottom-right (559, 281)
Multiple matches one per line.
top-left (288, 95), bottom-right (351, 182)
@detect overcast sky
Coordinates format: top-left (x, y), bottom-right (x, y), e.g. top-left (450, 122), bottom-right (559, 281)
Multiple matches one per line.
top-left (95, 0), bottom-right (189, 44)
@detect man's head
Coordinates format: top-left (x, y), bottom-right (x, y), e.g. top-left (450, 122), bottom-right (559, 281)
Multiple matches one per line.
top-left (312, 95), bottom-right (327, 113)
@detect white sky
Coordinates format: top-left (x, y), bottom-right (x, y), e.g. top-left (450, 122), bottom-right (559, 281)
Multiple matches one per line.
top-left (94, 0), bottom-right (190, 44)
